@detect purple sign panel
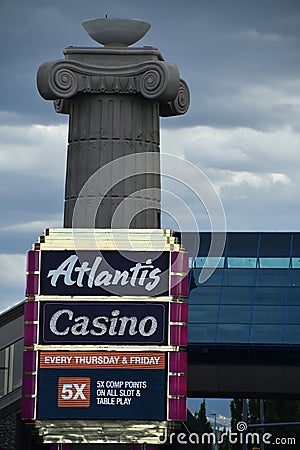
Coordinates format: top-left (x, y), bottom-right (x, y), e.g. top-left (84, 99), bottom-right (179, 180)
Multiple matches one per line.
top-left (40, 301), bottom-right (168, 345)
top-left (40, 250), bottom-right (169, 297)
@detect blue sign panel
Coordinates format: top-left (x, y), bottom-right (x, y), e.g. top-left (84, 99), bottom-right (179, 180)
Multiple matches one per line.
top-left (40, 301), bottom-right (168, 345)
top-left (40, 250), bottom-right (169, 297)
top-left (37, 351), bottom-right (166, 420)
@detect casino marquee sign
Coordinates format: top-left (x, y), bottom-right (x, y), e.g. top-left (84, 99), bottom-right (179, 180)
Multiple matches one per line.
top-left (40, 249), bottom-right (169, 297)
top-left (40, 301), bottom-right (168, 345)
top-left (21, 229), bottom-right (189, 445)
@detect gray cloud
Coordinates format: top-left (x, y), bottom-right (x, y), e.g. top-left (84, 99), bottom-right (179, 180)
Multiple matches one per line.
top-left (1, 0), bottom-right (300, 129)
top-left (1, 0), bottom-right (300, 311)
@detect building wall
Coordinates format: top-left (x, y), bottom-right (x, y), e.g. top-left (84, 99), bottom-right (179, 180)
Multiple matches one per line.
top-left (1, 233), bottom-right (300, 447)
top-left (187, 232), bottom-right (300, 345)
top-left (0, 412), bottom-right (16, 450)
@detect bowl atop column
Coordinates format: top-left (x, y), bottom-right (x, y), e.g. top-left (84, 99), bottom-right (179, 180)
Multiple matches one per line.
top-left (82, 18), bottom-right (151, 47)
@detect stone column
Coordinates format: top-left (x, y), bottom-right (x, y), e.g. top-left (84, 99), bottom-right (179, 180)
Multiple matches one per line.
top-left (37, 19), bottom-right (190, 229)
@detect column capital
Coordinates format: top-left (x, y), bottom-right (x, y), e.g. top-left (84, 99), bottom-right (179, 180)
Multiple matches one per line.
top-left (37, 58), bottom-right (179, 100)
top-left (160, 79), bottom-right (190, 117)
top-left (37, 47), bottom-right (190, 117)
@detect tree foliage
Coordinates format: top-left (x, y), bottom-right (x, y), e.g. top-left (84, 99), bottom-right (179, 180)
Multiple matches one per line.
top-left (194, 399), bottom-right (213, 450)
top-left (264, 399), bottom-right (300, 447)
top-left (230, 398), bottom-right (300, 449)
top-left (194, 398), bottom-right (300, 450)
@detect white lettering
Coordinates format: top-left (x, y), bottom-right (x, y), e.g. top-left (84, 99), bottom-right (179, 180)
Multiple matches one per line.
top-left (71, 316), bottom-right (89, 336)
top-left (145, 267), bottom-right (161, 291)
top-left (74, 262), bottom-right (91, 287)
top-left (138, 316), bottom-right (157, 336)
top-left (118, 316), bottom-right (138, 336)
top-left (46, 255), bottom-right (163, 291)
top-left (94, 271), bottom-right (113, 286)
top-left (111, 270), bottom-right (129, 286)
top-left (73, 384), bottom-right (86, 400)
top-left (108, 309), bottom-right (119, 336)
top-left (49, 309), bottom-right (73, 335)
top-left (48, 308), bottom-right (158, 339)
top-left (90, 316), bottom-right (108, 336)
top-left (129, 356), bottom-right (161, 365)
top-left (47, 255), bottom-right (78, 286)
top-left (88, 257), bottom-right (102, 288)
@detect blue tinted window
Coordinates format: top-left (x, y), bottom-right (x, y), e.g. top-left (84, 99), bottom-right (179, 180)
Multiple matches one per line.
top-left (291, 258), bottom-right (300, 268)
top-left (217, 324), bottom-right (250, 343)
top-left (253, 287), bottom-right (287, 305)
top-left (192, 268), bottom-right (224, 287)
top-left (291, 233), bottom-right (300, 257)
top-left (289, 270), bottom-right (300, 287)
top-left (223, 269), bottom-right (256, 286)
top-left (188, 324), bottom-right (217, 342)
top-left (194, 257), bottom-right (225, 268)
top-left (188, 286), bottom-right (221, 305)
top-left (251, 325), bottom-right (283, 343)
top-left (287, 288), bottom-right (300, 304)
top-left (226, 233), bottom-right (259, 257)
top-left (285, 306), bottom-right (300, 324)
top-left (184, 232), bottom-right (300, 346)
top-left (219, 306), bottom-right (251, 323)
top-left (284, 325), bottom-right (300, 344)
top-left (252, 306), bottom-right (285, 324)
top-left (197, 233), bottom-right (213, 256)
top-left (221, 287), bottom-right (253, 305)
top-left (259, 258), bottom-right (290, 268)
top-left (255, 269), bottom-right (289, 287)
top-left (188, 305), bottom-right (219, 323)
top-left (227, 257), bottom-right (257, 268)
top-left (259, 233), bottom-right (291, 257)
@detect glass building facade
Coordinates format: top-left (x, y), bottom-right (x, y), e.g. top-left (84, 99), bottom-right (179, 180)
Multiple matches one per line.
top-left (0, 339), bottom-right (23, 400)
top-left (1, 232), bottom-right (300, 404)
top-left (187, 232), bottom-right (300, 346)
top-left (0, 302), bottom-right (24, 411)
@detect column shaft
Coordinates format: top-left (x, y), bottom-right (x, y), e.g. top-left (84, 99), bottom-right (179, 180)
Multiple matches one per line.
top-left (64, 93), bottom-right (161, 228)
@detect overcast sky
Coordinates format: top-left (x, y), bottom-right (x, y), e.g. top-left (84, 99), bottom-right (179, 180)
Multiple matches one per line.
top-left (1, 0), bottom-right (299, 422)
top-left (1, 0), bottom-right (300, 309)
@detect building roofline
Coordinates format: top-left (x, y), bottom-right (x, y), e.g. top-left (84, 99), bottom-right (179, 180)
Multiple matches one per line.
top-left (0, 301), bottom-right (24, 327)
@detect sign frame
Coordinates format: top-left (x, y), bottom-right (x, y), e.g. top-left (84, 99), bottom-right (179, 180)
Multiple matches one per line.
top-left (39, 250), bottom-right (170, 297)
top-left (36, 351), bottom-right (167, 421)
top-left (39, 300), bottom-right (168, 345)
